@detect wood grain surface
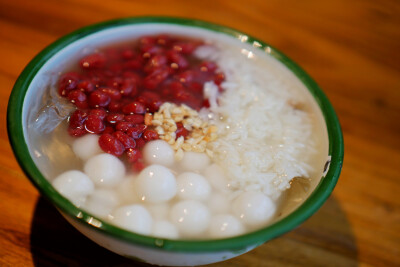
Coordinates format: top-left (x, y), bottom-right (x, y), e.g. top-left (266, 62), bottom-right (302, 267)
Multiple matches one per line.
top-left (0, 0), bottom-right (399, 266)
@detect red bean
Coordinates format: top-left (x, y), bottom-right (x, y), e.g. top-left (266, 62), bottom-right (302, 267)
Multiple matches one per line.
top-left (142, 67), bottom-right (170, 90)
top-left (108, 100), bottom-right (124, 112)
top-left (167, 51), bottom-right (189, 69)
top-left (68, 126), bottom-right (86, 137)
top-left (126, 148), bottom-right (142, 163)
top-left (106, 113), bottom-right (124, 124)
top-left (98, 133), bottom-right (125, 157)
top-left (122, 101), bottom-right (146, 114)
top-left (143, 129), bottom-right (159, 141)
top-left (116, 121), bottom-right (134, 132)
top-left (69, 110), bottom-right (88, 128)
top-left (84, 115), bottom-right (105, 134)
top-left (126, 125), bottom-right (147, 139)
top-left (103, 126), bottom-right (115, 135)
top-left (80, 53), bottom-right (106, 69)
top-left (125, 114), bottom-right (144, 124)
top-left (173, 41), bottom-right (198, 54)
top-left (200, 61), bottom-right (217, 73)
top-left (89, 90), bottom-right (111, 108)
top-left (175, 122), bottom-right (189, 139)
top-left (77, 80), bottom-right (95, 93)
top-left (135, 137), bottom-right (146, 149)
top-left (59, 72), bottom-right (81, 96)
top-left (99, 87), bottom-right (122, 100)
top-left (113, 131), bottom-right (136, 149)
top-left (68, 89), bottom-right (87, 104)
top-left (132, 161), bottom-right (146, 172)
top-left (89, 108), bottom-right (107, 120)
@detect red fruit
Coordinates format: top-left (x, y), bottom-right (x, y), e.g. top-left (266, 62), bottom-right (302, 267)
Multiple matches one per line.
top-left (126, 125), bottom-right (147, 139)
top-left (122, 101), bottom-right (146, 114)
top-left (90, 108), bottom-right (107, 120)
top-left (142, 67), bottom-right (170, 90)
top-left (125, 114), bottom-right (144, 124)
top-left (80, 53), bottom-right (106, 69)
top-left (143, 129), bottom-right (159, 141)
top-left (77, 80), bottom-right (95, 93)
top-left (113, 131), bottom-right (136, 149)
top-left (126, 148), bottom-right (142, 163)
top-left (69, 110), bottom-right (88, 128)
top-left (99, 87), bottom-right (122, 100)
top-left (98, 133), bottom-right (125, 157)
top-left (67, 89), bottom-right (87, 104)
top-left (89, 90), bottom-right (111, 108)
top-left (106, 113), bottom-right (125, 124)
top-left (59, 72), bottom-right (81, 96)
top-left (84, 115), bottom-right (105, 134)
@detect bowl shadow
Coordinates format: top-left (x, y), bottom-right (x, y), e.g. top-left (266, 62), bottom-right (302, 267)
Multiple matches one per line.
top-left (30, 196), bottom-right (357, 266)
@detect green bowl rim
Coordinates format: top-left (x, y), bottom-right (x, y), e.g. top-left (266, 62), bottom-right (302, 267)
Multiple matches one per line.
top-left (7, 16), bottom-right (343, 252)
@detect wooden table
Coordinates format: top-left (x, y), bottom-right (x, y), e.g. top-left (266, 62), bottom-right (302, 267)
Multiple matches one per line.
top-left (0, 0), bottom-right (399, 266)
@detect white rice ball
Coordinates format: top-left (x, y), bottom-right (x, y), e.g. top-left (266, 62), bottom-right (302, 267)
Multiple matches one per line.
top-left (135, 165), bottom-right (177, 203)
top-left (84, 153), bottom-right (125, 188)
top-left (116, 175), bottom-right (141, 204)
top-left (178, 151), bottom-right (210, 172)
top-left (170, 200), bottom-right (210, 237)
top-left (83, 189), bottom-right (120, 218)
top-left (176, 172), bottom-right (211, 201)
top-left (208, 214), bottom-right (245, 239)
top-left (152, 220), bottom-right (179, 239)
top-left (52, 170), bottom-right (94, 207)
top-left (203, 164), bottom-right (230, 192)
top-left (232, 191), bottom-right (276, 227)
top-left (72, 134), bottom-right (102, 161)
top-left (207, 193), bottom-right (231, 214)
top-left (111, 204), bottom-right (152, 235)
top-left (146, 203), bottom-right (170, 221)
top-left (143, 140), bottom-right (175, 167)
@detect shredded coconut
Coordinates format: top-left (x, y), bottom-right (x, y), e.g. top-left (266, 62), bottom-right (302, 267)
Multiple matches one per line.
top-left (197, 44), bottom-right (316, 200)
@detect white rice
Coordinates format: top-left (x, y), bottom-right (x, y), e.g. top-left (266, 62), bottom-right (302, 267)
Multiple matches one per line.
top-left (196, 44), bottom-right (316, 200)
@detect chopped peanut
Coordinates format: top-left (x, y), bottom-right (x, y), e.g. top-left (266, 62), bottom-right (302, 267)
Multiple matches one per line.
top-left (151, 103), bottom-right (218, 159)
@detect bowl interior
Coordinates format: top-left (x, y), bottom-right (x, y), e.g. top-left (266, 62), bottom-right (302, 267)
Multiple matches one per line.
top-left (8, 17), bottom-right (343, 252)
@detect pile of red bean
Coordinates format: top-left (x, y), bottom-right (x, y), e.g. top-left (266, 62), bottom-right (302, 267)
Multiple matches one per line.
top-left (57, 34), bottom-right (225, 171)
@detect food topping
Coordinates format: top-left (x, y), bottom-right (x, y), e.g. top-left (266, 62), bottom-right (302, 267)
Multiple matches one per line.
top-left (151, 103), bottom-right (217, 160)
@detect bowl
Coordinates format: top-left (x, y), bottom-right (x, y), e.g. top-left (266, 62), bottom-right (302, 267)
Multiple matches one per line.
top-left (7, 17), bottom-right (343, 266)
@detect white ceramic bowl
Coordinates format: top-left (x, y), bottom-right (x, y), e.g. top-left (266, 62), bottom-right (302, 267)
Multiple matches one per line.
top-left (7, 17), bottom-right (343, 266)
